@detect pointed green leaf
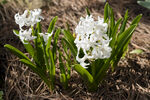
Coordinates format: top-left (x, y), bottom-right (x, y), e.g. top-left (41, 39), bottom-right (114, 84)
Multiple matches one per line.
top-left (59, 50), bottom-right (66, 75)
top-left (46, 36), bottom-right (52, 57)
top-left (74, 64), bottom-right (94, 84)
top-left (60, 74), bottom-right (66, 83)
top-left (95, 25), bottom-right (137, 83)
top-left (110, 7), bottom-right (115, 31)
top-left (130, 49), bottom-right (143, 54)
top-left (120, 10), bottom-right (129, 34)
top-left (111, 28), bottom-right (135, 69)
top-left (60, 73), bottom-right (68, 89)
top-left (53, 28), bottom-right (61, 62)
top-left (104, 2), bottom-right (109, 22)
top-left (24, 43), bottom-right (34, 58)
top-left (86, 8), bottom-right (90, 16)
top-left (95, 58), bottom-right (111, 84)
top-left (94, 59), bottom-right (106, 76)
top-left (117, 24), bottom-right (137, 45)
top-left (13, 29), bottom-right (19, 35)
top-left (47, 16), bottom-right (58, 33)
top-left (48, 50), bottom-right (55, 82)
top-left (4, 44), bottom-right (30, 61)
top-left (111, 24), bottom-right (138, 69)
top-left (131, 14), bottom-right (142, 25)
top-left (110, 18), bottom-right (122, 47)
top-left (20, 59), bottom-right (37, 72)
top-left (62, 38), bottom-right (77, 58)
top-left (59, 49), bottom-right (69, 88)
top-left (37, 22), bottom-right (42, 33)
top-left (34, 23), bottom-right (45, 67)
top-left (63, 30), bottom-right (75, 45)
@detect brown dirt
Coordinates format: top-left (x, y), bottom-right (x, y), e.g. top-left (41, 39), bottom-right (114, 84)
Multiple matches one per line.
top-left (0, 0), bottom-right (150, 100)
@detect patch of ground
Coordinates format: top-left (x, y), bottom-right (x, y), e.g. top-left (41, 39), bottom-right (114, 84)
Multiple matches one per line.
top-left (0, 0), bottom-right (150, 99)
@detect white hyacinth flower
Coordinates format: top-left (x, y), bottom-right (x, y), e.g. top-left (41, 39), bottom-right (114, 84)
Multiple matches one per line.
top-left (14, 9), bottom-right (44, 44)
top-left (74, 15), bottom-right (112, 68)
top-left (14, 28), bottom-right (36, 44)
top-left (14, 9), bottom-right (44, 30)
top-left (39, 32), bottom-right (53, 45)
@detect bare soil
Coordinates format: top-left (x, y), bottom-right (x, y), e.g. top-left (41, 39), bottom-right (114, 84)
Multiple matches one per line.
top-left (0, 0), bottom-right (150, 100)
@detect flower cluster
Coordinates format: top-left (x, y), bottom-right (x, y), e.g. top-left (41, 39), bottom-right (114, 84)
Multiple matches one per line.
top-left (15, 9), bottom-right (44, 30)
top-left (74, 15), bottom-right (112, 68)
top-left (13, 28), bottom-right (36, 44)
top-left (14, 9), bottom-right (52, 44)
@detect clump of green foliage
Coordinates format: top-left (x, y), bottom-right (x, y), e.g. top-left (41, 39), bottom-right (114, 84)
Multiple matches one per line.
top-left (62, 3), bottom-right (142, 91)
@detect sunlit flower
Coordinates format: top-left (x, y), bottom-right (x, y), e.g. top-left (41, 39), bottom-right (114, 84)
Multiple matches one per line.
top-left (14, 9), bottom-right (44, 30)
top-left (74, 15), bottom-right (112, 68)
top-left (14, 28), bottom-right (36, 44)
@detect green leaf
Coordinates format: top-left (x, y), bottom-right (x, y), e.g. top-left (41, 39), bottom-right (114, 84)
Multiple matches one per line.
top-left (37, 22), bottom-right (42, 33)
top-left (111, 25), bottom-right (138, 70)
top-left (115, 25), bottom-right (137, 57)
top-left (117, 24), bottom-right (137, 45)
top-left (47, 16), bottom-right (58, 33)
top-left (86, 8), bottom-right (90, 16)
top-left (110, 7), bottom-right (115, 31)
top-left (111, 31), bottom-right (133, 69)
top-left (131, 14), bottom-right (142, 25)
top-left (94, 59), bottom-right (106, 76)
top-left (130, 49), bottom-right (143, 54)
top-left (95, 58), bottom-right (111, 84)
top-left (59, 50), bottom-right (66, 75)
top-left (117, 15), bottom-right (142, 61)
top-left (95, 25), bottom-right (138, 83)
top-left (46, 36), bottom-right (52, 57)
top-left (66, 61), bottom-right (71, 80)
top-left (61, 40), bottom-right (72, 79)
top-left (61, 40), bottom-right (70, 61)
top-left (4, 44), bottom-right (30, 61)
top-left (62, 30), bottom-right (77, 58)
top-left (60, 74), bottom-right (66, 83)
top-left (53, 29), bottom-right (61, 62)
top-left (63, 30), bottom-right (75, 45)
top-left (137, 1), bottom-right (150, 9)
top-left (60, 74), bottom-right (68, 89)
top-left (110, 18), bottom-right (122, 47)
top-left (120, 10), bottom-right (129, 34)
top-left (145, 0), bottom-right (150, 2)
top-left (74, 64), bottom-right (94, 84)
top-left (48, 50), bottom-right (55, 89)
top-left (13, 29), bottom-right (19, 35)
top-left (62, 38), bottom-right (77, 58)
top-left (20, 59), bottom-right (37, 72)
top-left (46, 16), bottom-right (58, 58)
top-left (34, 23), bottom-right (45, 67)
top-left (24, 43), bottom-right (34, 58)
top-left (104, 2), bottom-right (109, 22)
top-left (74, 64), bottom-right (98, 91)
top-left (41, 35), bottom-right (50, 71)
